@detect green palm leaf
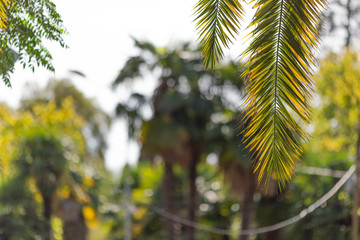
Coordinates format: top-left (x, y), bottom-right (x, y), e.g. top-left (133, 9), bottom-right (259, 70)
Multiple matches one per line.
top-left (242, 0), bottom-right (326, 187)
top-left (0, 0), bottom-right (9, 29)
top-left (193, 0), bottom-right (244, 69)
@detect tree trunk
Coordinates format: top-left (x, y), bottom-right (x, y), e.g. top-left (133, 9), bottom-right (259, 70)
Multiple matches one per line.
top-left (2, 233), bottom-right (10, 240)
top-left (186, 147), bottom-right (200, 240)
top-left (164, 160), bottom-right (176, 240)
top-left (61, 194), bottom-right (88, 240)
top-left (239, 173), bottom-right (256, 240)
top-left (258, 195), bottom-right (283, 240)
top-left (42, 194), bottom-right (52, 240)
top-left (352, 131), bottom-right (360, 240)
top-left (223, 235), bottom-right (230, 240)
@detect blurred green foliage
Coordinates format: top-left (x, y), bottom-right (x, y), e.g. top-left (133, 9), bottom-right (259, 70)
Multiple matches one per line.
top-left (0, 43), bottom-right (359, 240)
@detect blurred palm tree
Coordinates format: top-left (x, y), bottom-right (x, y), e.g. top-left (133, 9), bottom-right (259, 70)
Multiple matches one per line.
top-left (0, 176), bottom-right (43, 240)
top-left (113, 39), bottom-right (259, 240)
top-left (16, 134), bottom-right (67, 240)
top-left (113, 40), bottom-right (210, 240)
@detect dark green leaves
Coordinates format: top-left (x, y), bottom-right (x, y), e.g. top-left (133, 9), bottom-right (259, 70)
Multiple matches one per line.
top-left (193, 0), bottom-right (244, 69)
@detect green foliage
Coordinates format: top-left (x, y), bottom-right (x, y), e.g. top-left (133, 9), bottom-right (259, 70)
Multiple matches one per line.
top-left (104, 163), bottom-right (163, 240)
top-left (0, 96), bottom-right (111, 239)
top-left (312, 50), bottom-right (360, 155)
top-left (283, 163), bottom-right (352, 240)
top-left (113, 39), bottom-right (258, 239)
top-left (193, 0), bottom-right (244, 69)
top-left (20, 79), bottom-right (111, 162)
top-left (0, 98), bottom-right (86, 239)
top-left (113, 39), bottom-right (243, 142)
top-left (0, 98), bottom-right (85, 177)
top-left (16, 134), bottom-right (67, 196)
top-left (0, 0), bottom-right (67, 86)
top-left (0, 78), bottom-right (110, 239)
top-left (196, 163), bottom-right (239, 240)
top-left (0, 177), bottom-right (45, 240)
top-left (105, 162), bottom-right (241, 240)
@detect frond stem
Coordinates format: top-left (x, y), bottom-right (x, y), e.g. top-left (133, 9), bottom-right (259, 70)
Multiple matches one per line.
top-left (272, 0), bottom-right (286, 165)
top-left (213, 0), bottom-right (220, 31)
top-left (210, 0), bottom-right (221, 66)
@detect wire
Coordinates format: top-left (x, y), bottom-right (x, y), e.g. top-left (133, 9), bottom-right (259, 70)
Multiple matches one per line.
top-left (296, 166), bottom-right (347, 178)
top-left (149, 165), bottom-right (355, 236)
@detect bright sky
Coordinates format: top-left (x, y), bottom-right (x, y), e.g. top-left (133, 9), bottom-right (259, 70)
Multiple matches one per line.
top-left (0, 0), bottom-right (204, 173)
top-left (0, 0), bottom-right (263, 173)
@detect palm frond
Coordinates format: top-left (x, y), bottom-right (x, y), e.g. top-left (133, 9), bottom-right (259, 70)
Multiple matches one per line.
top-left (242, 0), bottom-right (326, 187)
top-left (0, 0), bottom-right (9, 29)
top-left (193, 0), bottom-right (244, 69)
top-left (112, 56), bottom-right (145, 88)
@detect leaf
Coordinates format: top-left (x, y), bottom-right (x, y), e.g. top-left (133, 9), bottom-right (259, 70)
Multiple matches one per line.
top-left (112, 56), bottom-right (145, 88)
top-left (241, 0), bottom-right (326, 187)
top-left (0, 0), bottom-right (9, 29)
top-left (193, 0), bottom-right (244, 69)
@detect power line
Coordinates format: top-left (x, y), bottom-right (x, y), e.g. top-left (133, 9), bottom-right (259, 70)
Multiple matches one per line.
top-left (148, 165), bottom-right (355, 236)
top-left (296, 166), bottom-right (347, 178)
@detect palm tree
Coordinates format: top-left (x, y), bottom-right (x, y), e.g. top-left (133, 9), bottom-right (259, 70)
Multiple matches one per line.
top-left (0, 176), bottom-right (43, 240)
top-left (16, 134), bottom-right (67, 240)
top-left (113, 40), bottom-right (190, 240)
top-left (194, 0), bottom-right (326, 187)
top-left (113, 39), bottom-right (249, 240)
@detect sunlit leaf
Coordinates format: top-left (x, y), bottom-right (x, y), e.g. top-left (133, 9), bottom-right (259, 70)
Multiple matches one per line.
top-left (241, 0), bottom-right (326, 187)
top-left (0, 0), bottom-right (9, 29)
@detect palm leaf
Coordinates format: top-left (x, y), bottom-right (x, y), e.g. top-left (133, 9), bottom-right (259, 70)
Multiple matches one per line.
top-left (193, 0), bottom-right (244, 69)
top-left (242, 0), bottom-right (326, 187)
top-left (112, 56), bottom-right (145, 88)
top-left (0, 0), bottom-right (9, 29)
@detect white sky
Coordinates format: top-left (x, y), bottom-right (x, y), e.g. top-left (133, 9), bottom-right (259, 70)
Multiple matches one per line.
top-left (1, 0), bottom-right (251, 173)
top-left (2, 1), bottom-right (342, 174)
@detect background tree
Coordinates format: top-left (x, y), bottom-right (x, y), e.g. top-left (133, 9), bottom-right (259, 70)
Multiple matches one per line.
top-left (211, 116), bottom-right (257, 240)
top-left (17, 79), bottom-right (113, 237)
top-left (281, 154), bottom-right (352, 240)
top-left (20, 79), bottom-right (111, 164)
top-left (0, 93), bottom-right (110, 239)
top-left (113, 39), bottom-right (265, 240)
top-left (323, 0), bottom-right (360, 47)
top-left (16, 134), bottom-right (68, 240)
top-left (0, 176), bottom-right (44, 240)
top-left (0, 98), bottom-right (87, 240)
top-left (113, 40), bottom-right (211, 240)
top-left (311, 50), bottom-right (360, 239)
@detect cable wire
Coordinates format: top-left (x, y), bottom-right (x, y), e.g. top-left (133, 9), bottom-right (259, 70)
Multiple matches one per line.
top-left (149, 165), bottom-right (355, 236)
top-left (296, 166), bottom-right (347, 178)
